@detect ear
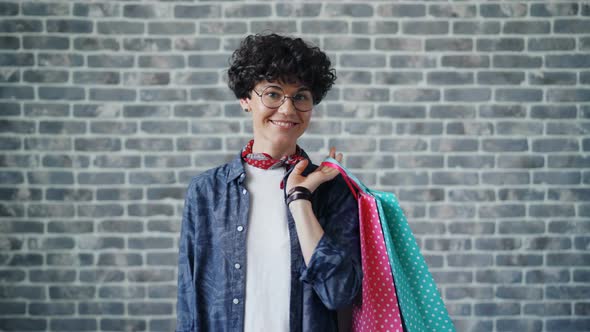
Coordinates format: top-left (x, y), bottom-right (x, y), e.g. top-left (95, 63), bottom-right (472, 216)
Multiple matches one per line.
top-left (239, 98), bottom-right (250, 110)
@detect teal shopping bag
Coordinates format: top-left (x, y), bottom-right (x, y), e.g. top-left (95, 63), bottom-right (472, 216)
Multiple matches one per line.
top-left (323, 158), bottom-right (456, 332)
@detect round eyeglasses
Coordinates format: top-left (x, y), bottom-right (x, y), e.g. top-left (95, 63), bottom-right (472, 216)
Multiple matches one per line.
top-left (252, 86), bottom-right (314, 112)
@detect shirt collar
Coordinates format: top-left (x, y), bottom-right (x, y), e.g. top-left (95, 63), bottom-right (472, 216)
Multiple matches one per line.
top-left (226, 148), bottom-right (316, 184)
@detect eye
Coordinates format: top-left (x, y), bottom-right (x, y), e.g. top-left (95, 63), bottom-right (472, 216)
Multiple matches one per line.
top-left (293, 93), bottom-right (311, 101)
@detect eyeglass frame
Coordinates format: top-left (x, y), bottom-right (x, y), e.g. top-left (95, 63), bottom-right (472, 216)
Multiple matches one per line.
top-left (251, 85), bottom-right (314, 112)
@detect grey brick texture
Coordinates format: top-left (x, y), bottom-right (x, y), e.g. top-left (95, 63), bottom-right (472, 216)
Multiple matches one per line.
top-left (0, 1), bottom-right (589, 331)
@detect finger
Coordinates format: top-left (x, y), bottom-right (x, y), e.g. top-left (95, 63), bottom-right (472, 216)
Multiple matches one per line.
top-left (329, 147), bottom-right (336, 159)
top-left (335, 152), bottom-right (343, 163)
top-left (292, 159), bottom-right (308, 176)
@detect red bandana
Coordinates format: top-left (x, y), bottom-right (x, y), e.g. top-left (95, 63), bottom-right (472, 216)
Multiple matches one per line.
top-left (241, 139), bottom-right (305, 189)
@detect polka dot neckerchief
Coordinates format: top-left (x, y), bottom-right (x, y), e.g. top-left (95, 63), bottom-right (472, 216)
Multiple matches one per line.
top-left (241, 139), bottom-right (305, 189)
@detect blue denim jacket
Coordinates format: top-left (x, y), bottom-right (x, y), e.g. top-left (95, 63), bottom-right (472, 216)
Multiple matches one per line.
top-left (175, 152), bottom-right (362, 332)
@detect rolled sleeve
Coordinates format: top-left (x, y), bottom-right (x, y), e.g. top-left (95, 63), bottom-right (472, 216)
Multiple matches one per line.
top-left (299, 176), bottom-right (362, 310)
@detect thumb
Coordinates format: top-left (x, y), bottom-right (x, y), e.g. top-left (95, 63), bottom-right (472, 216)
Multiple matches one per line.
top-left (291, 159), bottom-right (309, 176)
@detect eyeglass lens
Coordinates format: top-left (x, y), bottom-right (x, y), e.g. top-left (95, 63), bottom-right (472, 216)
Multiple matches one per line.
top-left (260, 86), bottom-right (314, 112)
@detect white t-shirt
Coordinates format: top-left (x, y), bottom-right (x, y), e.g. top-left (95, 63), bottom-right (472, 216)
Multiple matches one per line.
top-left (243, 164), bottom-right (291, 332)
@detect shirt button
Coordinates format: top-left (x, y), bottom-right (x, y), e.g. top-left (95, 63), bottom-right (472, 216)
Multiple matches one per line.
top-left (233, 298), bottom-right (239, 305)
top-left (237, 226), bottom-right (244, 232)
top-left (234, 263), bottom-right (241, 269)
top-left (242, 189), bottom-right (247, 195)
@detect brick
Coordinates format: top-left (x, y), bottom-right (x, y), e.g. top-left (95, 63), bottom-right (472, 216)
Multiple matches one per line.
top-left (343, 87), bottom-right (389, 102)
top-left (49, 286), bottom-right (95, 300)
top-left (98, 253), bottom-right (142, 267)
top-left (0, 319), bottom-right (46, 331)
top-left (476, 270), bottom-right (522, 283)
top-left (444, 88), bottom-right (491, 102)
top-left (547, 89), bottom-right (590, 102)
top-left (276, 3), bottom-right (321, 17)
top-left (353, 21), bottom-right (398, 34)
top-left (28, 237), bottom-right (75, 250)
top-left (497, 286), bottom-right (543, 300)
top-left (529, 37), bottom-right (575, 51)
top-left (555, 19), bottom-right (590, 33)
top-left (128, 203), bottom-right (174, 217)
top-left (148, 284), bottom-right (176, 297)
top-left (482, 138), bottom-right (528, 152)
top-left (494, 55), bottom-right (542, 68)
top-left (547, 54), bottom-right (590, 68)
top-left (302, 20), bottom-right (348, 33)
top-left (0, 36), bottom-right (19, 49)
top-left (97, 21), bottom-right (144, 34)
top-left (532, 138), bottom-right (579, 152)
top-left (174, 4), bottom-right (220, 18)
top-left (199, 22), bottom-right (247, 34)
top-left (78, 236), bottom-right (124, 250)
top-left (29, 302), bottom-right (75, 315)
top-left (323, 37), bottom-right (370, 51)
top-left (124, 4), bottom-right (172, 19)
top-left (79, 302), bottom-right (124, 315)
top-left (498, 221), bottom-right (544, 235)
top-left (97, 188), bottom-right (142, 201)
top-left (529, 72), bottom-right (576, 85)
top-left (224, 4), bottom-right (270, 17)
top-left (426, 38), bottom-right (472, 51)
top-left (446, 121), bottom-right (494, 136)
top-left (394, 88), bottom-right (440, 102)
top-left (429, 4), bottom-right (476, 18)
top-left (90, 88), bottom-right (135, 101)
top-left (124, 38), bottom-right (171, 52)
top-left (0, 301), bottom-right (25, 314)
top-left (498, 188), bottom-right (544, 202)
top-left (80, 270), bottom-right (125, 283)
top-left (497, 320), bottom-right (542, 332)
top-left (534, 171), bottom-right (581, 185)
top-left (453, 21), bottom-right (500, 34)
top-left (48, 221), bottom-right (93, 234)
top-left (50, 319), bottom-right (97, 331)
top-left (480, 4), bottom-right (527, 17)
top-left (496, 254), bottom-right (543, 267)
top-left (434, 138), bottom-right (479, 152)
top-left (340, 54), bottom-right (385, 68)
top-left (101, 319), bottom-right (146, 331)
top-left (546, 319), bottom-right (590, 331)
top-left (377, 4), bottom-right (424, 17)
top-left (47, 19), bottom-right (93, 33)
top-left (429, 105), bottom-right (475, 119)
top-left (91, 121), bottom-right (136, 135)
top-left (479, 204), bottom-right (526, 218)
top-left (148, 22), bottom-right (195, 35)
top-left (504, 21), bottom-right (550, 34)
top-left (0, 19), bottom-right (42, 32)
top-left (530, 204), bottom-right (575, 217)
top-left (127, 269), bottom-right (174, 282)
top-left (525, 303), bottom-right (572, 316)
top-left (391, 55), bottom-right (437, 68)
top-left (427, 72), bottom-right (473, 85)
top-left (497, 121), bottom-right (543, 136)
top-left (99, 286), bottom-right (145, 299)
top-left (38, 53), bottom-right (84, 67)
top-left (0, 2), bottom-right (18, 15)
top-left (531, 3), bottom-right (578, 16)
top-left (332, 71), bottom-right (370, 86)
top-left (47, 253), bottom-right (93, 266)
top-left (477, 38), bottom-right (524, 52)
top-left (375, 38), bottom-right (420, 51)
top-left (446, 286), bottom-right (493, 300)
top-left (448, 189), bottom-right (495, 203)
top-left (403, 21), bottom-right (448, 34)
top-left (548, 253), bottom-right (590, 267)
top-left (0, 86), bottom-right (34, 99)
top-left (547, 286), bottom-right (590, 300)
top-left (549, 155), bottom-right (590, 168)
top-left (74, 3), bottom-right (120, 17)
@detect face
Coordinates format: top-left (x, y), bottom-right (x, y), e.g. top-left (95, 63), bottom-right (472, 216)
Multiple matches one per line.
top-left (240, 80), bottom-right (313, 156)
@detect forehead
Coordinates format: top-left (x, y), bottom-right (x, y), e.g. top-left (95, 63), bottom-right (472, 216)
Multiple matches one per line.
top-left (255, 79), bottom-right (309, 91)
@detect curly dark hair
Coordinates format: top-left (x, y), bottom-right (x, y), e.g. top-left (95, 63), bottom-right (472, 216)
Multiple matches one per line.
top-left (227, 33), bottom-right (336, 105)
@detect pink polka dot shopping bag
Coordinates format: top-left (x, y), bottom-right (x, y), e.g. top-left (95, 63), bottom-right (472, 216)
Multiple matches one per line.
top-left (323, 158), bottom-right (456, 332)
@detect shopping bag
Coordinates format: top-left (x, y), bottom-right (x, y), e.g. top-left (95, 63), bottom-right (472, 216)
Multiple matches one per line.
top-left (324, 160), bottom-right (404, 332)
top-left (323, 158), bottom-right (456, 332)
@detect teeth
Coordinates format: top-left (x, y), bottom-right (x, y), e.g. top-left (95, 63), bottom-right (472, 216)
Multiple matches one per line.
top-left (271, 120), bottom-right (296, 128)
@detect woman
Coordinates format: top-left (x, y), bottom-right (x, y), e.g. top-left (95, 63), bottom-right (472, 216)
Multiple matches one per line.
top-left (175, 33), bottom-right (361, 332)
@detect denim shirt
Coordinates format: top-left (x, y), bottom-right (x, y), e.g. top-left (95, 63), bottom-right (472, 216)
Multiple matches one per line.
top-left (175, 152), bottom-right (362, 332)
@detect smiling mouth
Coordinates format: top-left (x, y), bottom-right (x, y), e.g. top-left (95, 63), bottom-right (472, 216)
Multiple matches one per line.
top-left (269, 120), bottom-right (299, 128)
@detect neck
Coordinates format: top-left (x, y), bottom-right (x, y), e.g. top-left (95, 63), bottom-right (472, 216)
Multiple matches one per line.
top-left (252, 140), bottom-right (296, 159)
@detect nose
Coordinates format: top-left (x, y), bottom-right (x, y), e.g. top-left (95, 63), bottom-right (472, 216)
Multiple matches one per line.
top-left (277, 96), bottom-right (297, 115)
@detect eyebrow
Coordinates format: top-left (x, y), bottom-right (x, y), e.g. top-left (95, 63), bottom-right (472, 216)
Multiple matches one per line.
top-left (264, 84), bottom-right (311, 92)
